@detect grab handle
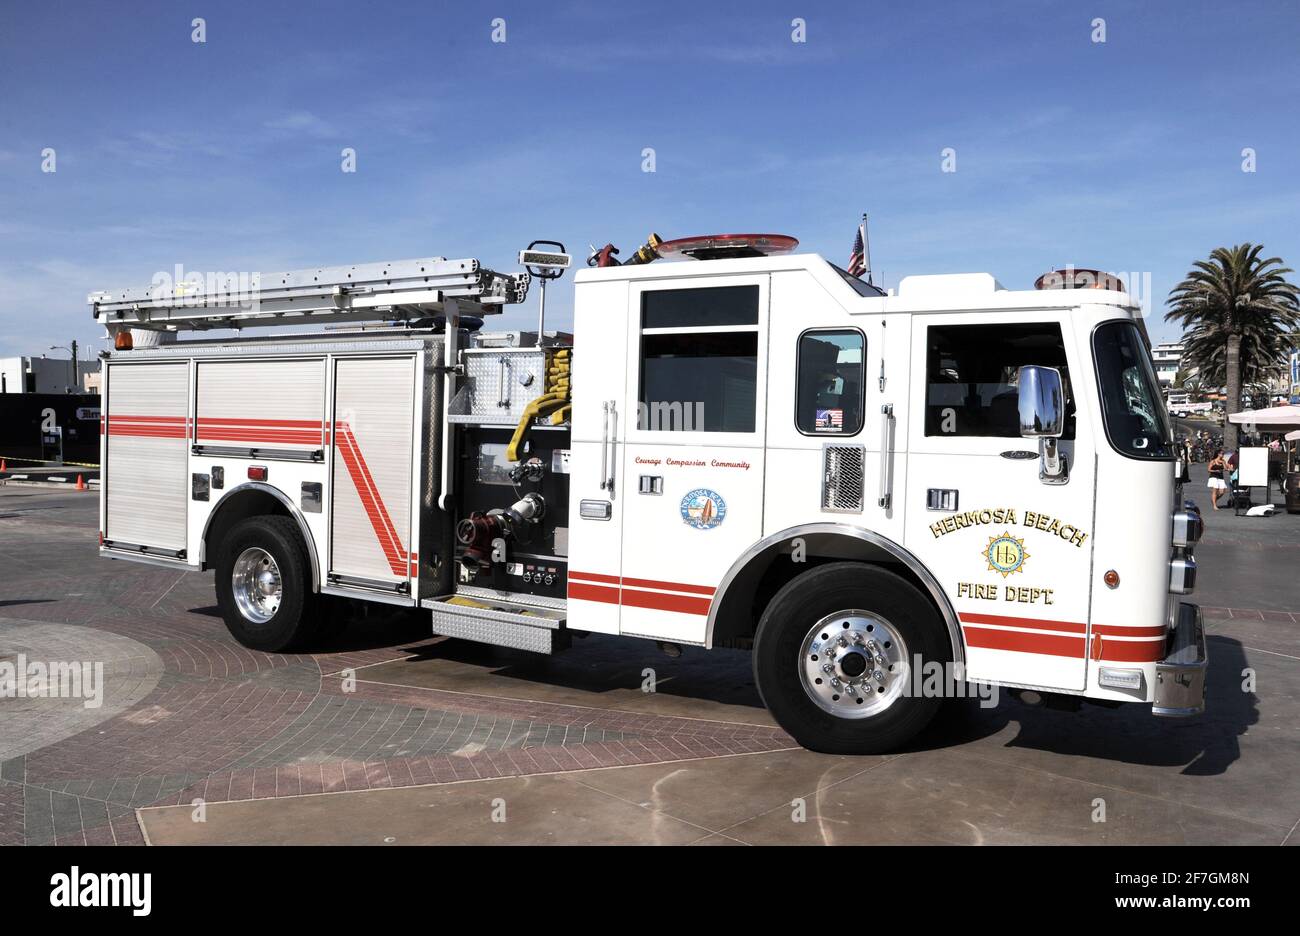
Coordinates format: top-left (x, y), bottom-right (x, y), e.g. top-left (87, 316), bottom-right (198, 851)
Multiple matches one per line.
top-left (878, 403), bottom-right (895, 509)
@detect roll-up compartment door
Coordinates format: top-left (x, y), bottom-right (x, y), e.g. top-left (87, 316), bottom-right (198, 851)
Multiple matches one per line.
top-left (329, 356), bottom-right (417, 587)
top-left (195, 359), bottom-right (326, 455)
top-left (104, 362), bottom-right (190, 553)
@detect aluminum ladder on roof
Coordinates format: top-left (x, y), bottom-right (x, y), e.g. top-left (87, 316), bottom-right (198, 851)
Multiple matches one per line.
top-left (89, 256), bottom-right (531, 332)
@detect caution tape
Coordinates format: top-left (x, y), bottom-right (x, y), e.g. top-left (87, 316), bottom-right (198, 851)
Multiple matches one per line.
top-left (0, 455), bottom-right (100, 469)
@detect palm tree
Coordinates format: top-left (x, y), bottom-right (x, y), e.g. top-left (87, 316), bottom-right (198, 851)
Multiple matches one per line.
top-left (1166, 244), bottom-right (1300, 450)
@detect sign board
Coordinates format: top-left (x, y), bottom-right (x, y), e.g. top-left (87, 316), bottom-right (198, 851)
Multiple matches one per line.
top-left (1238, 447), bottom-right (1269, 488)
top-left (1291, 349), bottom-right (1300, 404)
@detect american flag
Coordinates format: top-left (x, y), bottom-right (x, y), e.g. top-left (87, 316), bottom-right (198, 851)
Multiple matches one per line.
top-left (847, 221), bottom-right (867, 278)
top-left (816, 408), bottom-right (843, 430)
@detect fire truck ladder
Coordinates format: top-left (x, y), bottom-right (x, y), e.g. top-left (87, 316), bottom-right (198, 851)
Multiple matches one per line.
top-left (89, 256), bottom-right (530, 332)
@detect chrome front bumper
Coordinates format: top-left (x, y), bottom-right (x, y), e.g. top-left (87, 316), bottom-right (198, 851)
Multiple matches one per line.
top-left (1153, 602), bottom-right (1208, 716)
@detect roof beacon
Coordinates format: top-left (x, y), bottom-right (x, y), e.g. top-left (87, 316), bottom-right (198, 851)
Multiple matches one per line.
top-left (656, 233), bottom-right (799, 261)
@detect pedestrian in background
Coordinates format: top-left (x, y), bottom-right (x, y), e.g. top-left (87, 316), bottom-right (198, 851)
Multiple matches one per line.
top-left (1207, 449), bottom-right (1228, 509)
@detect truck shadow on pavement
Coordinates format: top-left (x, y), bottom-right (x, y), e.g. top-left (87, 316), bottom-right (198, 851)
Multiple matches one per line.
top-left (916, 635), bottom-right (1255, 776)
top-left (402, 635), bottom-right (763, 709)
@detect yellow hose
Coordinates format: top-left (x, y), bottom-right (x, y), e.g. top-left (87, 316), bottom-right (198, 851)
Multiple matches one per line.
top-left (506, 349), bottom-right (573, 461)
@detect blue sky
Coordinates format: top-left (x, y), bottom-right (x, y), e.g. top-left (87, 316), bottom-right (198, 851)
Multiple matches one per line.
top-left (1, 0), bottom-right (1297, 359)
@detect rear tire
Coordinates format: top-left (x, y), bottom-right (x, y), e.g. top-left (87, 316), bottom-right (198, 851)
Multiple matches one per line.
top-left (753, 562), bottom-right (950, 754)
top-left (215, 515), bottom-right (318, 652)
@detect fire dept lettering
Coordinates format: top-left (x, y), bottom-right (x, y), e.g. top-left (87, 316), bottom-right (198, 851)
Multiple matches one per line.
top-left (930, 506), bottom-right (1088, 548)
top-left (956, 582), bottom-right (1056, 605)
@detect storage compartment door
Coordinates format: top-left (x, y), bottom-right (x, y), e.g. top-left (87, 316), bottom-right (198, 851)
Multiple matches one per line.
top-left (329, 356), bottom-right (417, 589)
top-left (104, 362), bottom-right (190, 555)
top-left (195, 359), bottom-right (326, 456)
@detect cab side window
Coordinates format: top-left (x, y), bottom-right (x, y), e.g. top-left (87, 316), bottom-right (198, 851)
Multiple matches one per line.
top-left (639, 286), bottom-right (758, 432)
top-left (924, 323), bottom-right (1074, 438)
top-left (796, 329), bottom-right (865, 435)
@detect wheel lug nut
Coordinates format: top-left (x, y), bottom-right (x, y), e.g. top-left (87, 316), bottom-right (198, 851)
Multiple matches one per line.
top-left (873, 670), bottom-right (885, 683)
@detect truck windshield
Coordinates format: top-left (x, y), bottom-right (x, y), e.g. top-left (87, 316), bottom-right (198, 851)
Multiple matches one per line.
top-left (1093, 321), bottom-right (1173, 460)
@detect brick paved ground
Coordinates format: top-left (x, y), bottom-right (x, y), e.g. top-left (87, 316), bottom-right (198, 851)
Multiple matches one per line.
top-left (0, 488), bottom-right (791, 845)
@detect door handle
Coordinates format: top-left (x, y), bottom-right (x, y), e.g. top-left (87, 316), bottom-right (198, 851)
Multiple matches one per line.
top-left (599, 400), bottom-right (617, 495)
top-left (878, 403), bottom-right (895, 509)
top-left (599, 401), bottom-right (609, 490)
top-left (605, 402), bottom-right (617, 494)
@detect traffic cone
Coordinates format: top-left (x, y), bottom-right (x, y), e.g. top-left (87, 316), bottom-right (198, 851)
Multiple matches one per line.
top-left (76, 474), bottom-right (87, 491)
top-left (0, 459), bottom-right (6, 472)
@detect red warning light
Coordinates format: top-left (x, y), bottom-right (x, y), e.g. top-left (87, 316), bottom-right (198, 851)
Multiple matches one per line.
top-left (656, 233), bottom-right (799, 261)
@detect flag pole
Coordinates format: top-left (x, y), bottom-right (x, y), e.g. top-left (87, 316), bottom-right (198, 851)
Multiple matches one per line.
top-left (861, 212), bottom-right (873, 286)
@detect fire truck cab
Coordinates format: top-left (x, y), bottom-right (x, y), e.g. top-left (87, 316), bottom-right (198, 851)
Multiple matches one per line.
top-left (93, 242), bottom-right (1208, 754)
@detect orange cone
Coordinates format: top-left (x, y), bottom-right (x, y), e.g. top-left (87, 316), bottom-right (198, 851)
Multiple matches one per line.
top-left (0, 459), bottom-right (6, 472)
top-left (76, 474), bottom-right (87, 491)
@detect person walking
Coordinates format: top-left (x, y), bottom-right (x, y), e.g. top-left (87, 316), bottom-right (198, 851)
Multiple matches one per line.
top-left (1178, 439), bottom-right (1193, 484)
top-left (1207, 449), bottom-right (1228, 509)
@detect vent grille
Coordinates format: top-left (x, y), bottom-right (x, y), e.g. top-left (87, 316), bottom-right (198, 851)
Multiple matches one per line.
top-left (822, 444), bottom-right (865, 512)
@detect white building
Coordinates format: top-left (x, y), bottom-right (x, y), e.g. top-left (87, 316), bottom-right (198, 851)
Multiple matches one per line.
top-left (0, 355), bottom-right (99, 394)
top-left (1150, 341), bottom-right (1185, 389)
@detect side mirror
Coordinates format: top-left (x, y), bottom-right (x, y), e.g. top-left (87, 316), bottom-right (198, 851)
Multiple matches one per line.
top-left (1018, 365), bottom-right (1065, 438)
top-left (1018, 365), bottom-right (1068, 484)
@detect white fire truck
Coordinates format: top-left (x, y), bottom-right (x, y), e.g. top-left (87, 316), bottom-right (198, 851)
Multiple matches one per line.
top-left (91, 235), bottom-right (1207, 753)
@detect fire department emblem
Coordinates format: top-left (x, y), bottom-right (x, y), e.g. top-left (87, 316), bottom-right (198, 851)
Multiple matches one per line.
top-left (680, 488), bottom-right (726, 530)
top-left (984, 532), bottom-right (1028, 577)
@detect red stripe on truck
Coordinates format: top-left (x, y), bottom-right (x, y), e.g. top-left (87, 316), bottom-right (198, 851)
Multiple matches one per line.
top-left (195, 417), bottom-right (323, 446)
top-left (333, 422), bottom-right (409, 578)
top-left (106, 416), bottom-right (188, 439)
top-left (961, 625), bottom-right (1087, 658)
top-left (960, 612), bottom-right (1167, 662)
top-left (568, 572), bottom-right (715, 616)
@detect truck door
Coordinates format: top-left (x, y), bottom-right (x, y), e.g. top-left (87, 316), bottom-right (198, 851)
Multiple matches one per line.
top-left (565, 278), bottom-right (629, 636)
top-left (904, 313), bottom-right (1097, 691)
top-left (617, 275), bottom-right (769, 644)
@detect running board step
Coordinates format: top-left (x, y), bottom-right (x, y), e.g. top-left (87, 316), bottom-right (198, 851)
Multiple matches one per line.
top-left (422, 594), bottom-right (567, 654)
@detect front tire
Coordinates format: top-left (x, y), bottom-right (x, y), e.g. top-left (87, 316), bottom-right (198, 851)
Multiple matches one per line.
top-left (753, 562), bottom-right (950, 754)
top-left (215, 515), bottom-right (317, 651)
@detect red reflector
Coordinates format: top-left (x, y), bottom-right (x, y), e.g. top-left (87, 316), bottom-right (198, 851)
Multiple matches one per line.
top-left (247, 466), bottom-right (268, 481)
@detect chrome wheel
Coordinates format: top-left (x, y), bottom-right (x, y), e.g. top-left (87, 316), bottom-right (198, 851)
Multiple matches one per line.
top-left (799, 609), bottom-right (909, 719)
top-left (231, 547), bottom-right (282, 624)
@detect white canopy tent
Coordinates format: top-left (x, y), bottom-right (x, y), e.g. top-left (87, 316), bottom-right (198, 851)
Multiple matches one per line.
top-left (1227, 404), bottom-right (1300, 427)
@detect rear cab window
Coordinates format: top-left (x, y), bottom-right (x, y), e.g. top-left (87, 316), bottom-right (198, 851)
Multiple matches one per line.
top-left (638, 285), bottom-right (759, 433)
top-left (796, 329), bottom-right (865, 435)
